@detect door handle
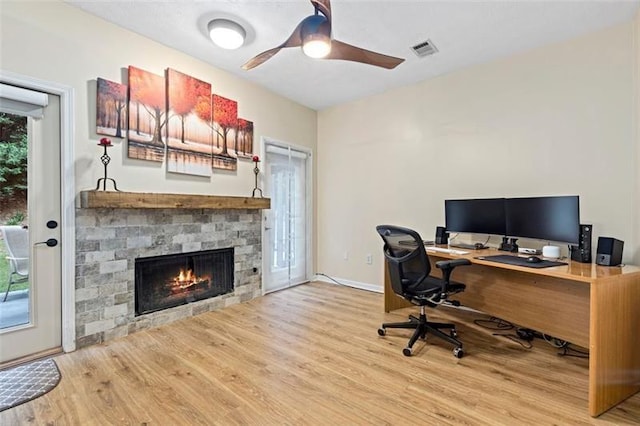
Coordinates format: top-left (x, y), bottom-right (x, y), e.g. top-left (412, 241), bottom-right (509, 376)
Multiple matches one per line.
top-left (35, 238), bottom-right (58, 247)
top-left (264, 227), bottom-right (272, 231)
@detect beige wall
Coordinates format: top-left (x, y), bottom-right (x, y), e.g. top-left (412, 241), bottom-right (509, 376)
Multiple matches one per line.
top-left (318, 22), bottom-right (637, 288)
top-left (0, 1), bottom-right (317, 197)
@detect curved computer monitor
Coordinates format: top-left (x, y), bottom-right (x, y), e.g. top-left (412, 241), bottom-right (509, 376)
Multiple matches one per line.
top-left (505, 195), bottom-right (580, 244)
top-left (445, 198), bottom-right (506, 236)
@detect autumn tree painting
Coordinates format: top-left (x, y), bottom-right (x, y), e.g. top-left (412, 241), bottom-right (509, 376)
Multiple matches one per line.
top-left (235, 118), bottom-right (254, 158)
top-left (194, 92), bottom-right (214, 144)
top-left (166, 68), bottom-right (212, 176)
top-left (127, 66), bottom-right (166, 162)
top-left (96, 78), bottom-right (127, 138)
top-left (211, 94), bottom-right (238, 171)
top-left (99, 64), bottom-right (255, 174)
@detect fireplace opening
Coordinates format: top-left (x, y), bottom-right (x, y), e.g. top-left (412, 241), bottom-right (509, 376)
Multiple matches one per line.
top-left (135, 248), bottom-right (234, 316)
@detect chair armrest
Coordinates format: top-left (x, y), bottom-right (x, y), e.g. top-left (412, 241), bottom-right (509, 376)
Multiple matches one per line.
top-left (435, 258), bottom-right (471, 289)
top-left (435, 259), bottom-right (471, 270)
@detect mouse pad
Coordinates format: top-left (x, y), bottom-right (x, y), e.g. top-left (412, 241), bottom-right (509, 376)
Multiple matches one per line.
top-left (476, 254), bottom-right (567, 268)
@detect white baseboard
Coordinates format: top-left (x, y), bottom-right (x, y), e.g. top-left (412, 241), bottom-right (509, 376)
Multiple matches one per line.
top-left (313, 274), bottom-right (383, 293)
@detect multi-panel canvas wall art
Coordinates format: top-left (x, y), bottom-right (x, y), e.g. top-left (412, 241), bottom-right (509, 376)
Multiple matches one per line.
top-left (236, 119), bottom-right (254, 159)
top-left (96, 78), bottom-right (127, 138)
top-left (212, 94), bottom-right (238, 171)
top-left (127, 66), bottom-right (166, 162)
top-left (166, 69), bottom-right (212, 177)
top-left (98, 65), bottom-right (256, 177)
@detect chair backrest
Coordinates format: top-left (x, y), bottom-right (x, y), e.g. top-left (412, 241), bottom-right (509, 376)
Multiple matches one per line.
top-left (0, 226), bottom-right (29, 272)
top-left (375, 225), bottom-right (431, 297)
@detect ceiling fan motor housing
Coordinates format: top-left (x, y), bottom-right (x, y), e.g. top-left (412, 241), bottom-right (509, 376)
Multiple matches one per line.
top-left (300, 14), bottom-right (332, 57)
top-left (300, 14), bottom-right (331, 41)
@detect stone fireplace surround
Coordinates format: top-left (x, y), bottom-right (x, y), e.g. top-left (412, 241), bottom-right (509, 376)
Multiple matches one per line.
top-left (74, 202), bottom-right (264, 349)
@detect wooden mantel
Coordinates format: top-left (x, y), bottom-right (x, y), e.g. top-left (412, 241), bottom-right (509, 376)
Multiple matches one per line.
top-left (79, 190), bottom-right (270, 210)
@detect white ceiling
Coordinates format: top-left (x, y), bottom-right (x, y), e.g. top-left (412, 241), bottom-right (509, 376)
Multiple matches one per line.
top-left (66, 0), bottom-right (640, 111)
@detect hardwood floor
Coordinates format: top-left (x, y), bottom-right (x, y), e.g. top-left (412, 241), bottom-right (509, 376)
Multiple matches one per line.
top-left (2, 281), bottom-right (639, 425)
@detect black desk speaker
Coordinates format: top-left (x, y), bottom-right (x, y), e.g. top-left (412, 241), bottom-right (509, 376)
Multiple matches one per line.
top-left (596, 237), bottom-right (623, 266)
top-left (435, 226), bottom-right (449, 245)
top-left (570, 224), bottom-right (592, 263)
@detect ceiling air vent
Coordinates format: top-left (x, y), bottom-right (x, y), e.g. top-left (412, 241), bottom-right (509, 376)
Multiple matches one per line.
top-left (412, 39), bottom-right (438, 58)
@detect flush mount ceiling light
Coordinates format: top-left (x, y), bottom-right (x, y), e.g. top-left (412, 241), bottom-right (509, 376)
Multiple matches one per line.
top-left (208, 19), bottom-right (246, 50)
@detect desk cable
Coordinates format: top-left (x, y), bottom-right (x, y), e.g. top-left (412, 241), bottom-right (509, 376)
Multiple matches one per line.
top-left (540, 333), bottom-right (589, 358)
top-left (473, 317), bottom-right (533, 349)
top-left (491, 333), bottom-right (533, 349)
top-left (315, 272), bottom-right (347, 287)
top-left (557, 343), bottom-right (589, 358)
top-left (475, 317), bottom-right (590, 357)
top-left (473, 316), bottom-right (514, 331)
top-left (447, 234), bottom-right (492, 246)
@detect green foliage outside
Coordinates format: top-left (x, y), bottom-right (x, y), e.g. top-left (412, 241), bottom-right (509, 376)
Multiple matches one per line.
top-left (0, 112), bottom-right (29, 294)
top-left (0, 112), bottom-right (28, 199)
top-left (6, 212), bottom-right (25, 225)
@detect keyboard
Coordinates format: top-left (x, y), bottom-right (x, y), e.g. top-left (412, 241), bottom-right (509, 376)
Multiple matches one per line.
top-left (425, 247), bottom-right (469, 255)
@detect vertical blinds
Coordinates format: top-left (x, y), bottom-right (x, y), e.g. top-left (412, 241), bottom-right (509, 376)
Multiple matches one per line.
top-left (0, 83), bottom-right (49, 118)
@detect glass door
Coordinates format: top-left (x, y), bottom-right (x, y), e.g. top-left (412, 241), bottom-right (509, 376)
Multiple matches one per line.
top-left (263, 142), bottom-right (311, 293)
top-left (0, 86), bottom-right (62, 365)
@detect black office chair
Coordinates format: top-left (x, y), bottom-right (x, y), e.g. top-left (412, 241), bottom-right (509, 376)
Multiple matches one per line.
top-left (376, 225), bottom-right (471, 358)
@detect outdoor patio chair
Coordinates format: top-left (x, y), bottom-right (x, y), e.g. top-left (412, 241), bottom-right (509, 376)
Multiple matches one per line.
top-left (0, 225), bottom-right (29, 302)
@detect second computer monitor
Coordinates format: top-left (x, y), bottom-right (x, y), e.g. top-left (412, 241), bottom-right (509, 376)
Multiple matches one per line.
top-left (505, 195), bottom-right (580, 244)
top-left (445, 198), bottom-right (506, 236)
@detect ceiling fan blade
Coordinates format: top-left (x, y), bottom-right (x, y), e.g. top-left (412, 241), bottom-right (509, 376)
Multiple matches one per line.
top-left (242, 21), bottom-right (305, 70)
top-left (310, 0), bottom-right (331, 21)
top-left (326, 40), bottom-right (405, 69)
top-left (242, 47), bottom-right (285, 70)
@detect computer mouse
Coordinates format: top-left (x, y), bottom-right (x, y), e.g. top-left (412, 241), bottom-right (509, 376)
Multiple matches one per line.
top-left (474, 243), bottom-right (485, 250)
top-left (526, 256), bottom-right (542, 263)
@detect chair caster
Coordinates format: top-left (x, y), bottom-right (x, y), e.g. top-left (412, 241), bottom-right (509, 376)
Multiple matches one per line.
top-left (450, 329), bottom-right (457, 338)
top-left (453, 347), bottom-right (464, 358)
top-left (377, 328), bottom-right (386, 336)
top-left (403, 347), bottom-right (413, 357)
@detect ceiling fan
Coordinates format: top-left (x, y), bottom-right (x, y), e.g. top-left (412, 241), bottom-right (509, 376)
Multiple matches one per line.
top-left (242, 0), bottom-right (405, 70)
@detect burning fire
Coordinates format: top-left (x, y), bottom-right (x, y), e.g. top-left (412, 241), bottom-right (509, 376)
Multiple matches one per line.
top-left (177, 268), bottom-right (196, 283)
top-left (169, 267), bottom-right (211, 295)
top-left (173, 268), bottom-right (201, 290)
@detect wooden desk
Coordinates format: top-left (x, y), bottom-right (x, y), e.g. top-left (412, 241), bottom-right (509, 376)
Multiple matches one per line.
top-left (383, 247), bottom-right (640, 417)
